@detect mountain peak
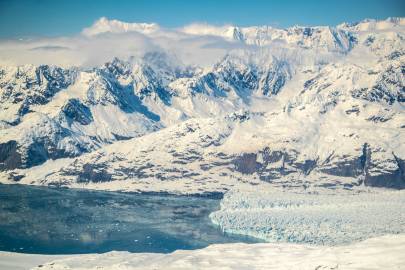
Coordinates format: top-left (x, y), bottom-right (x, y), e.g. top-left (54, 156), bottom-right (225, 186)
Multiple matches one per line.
top-left (82, 17), bottom-right (160, 36)
top-left (338, 17), bottom-right (405, 31)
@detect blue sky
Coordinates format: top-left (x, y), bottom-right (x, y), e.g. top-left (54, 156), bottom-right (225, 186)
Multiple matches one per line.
top-left (0, 0), bottom-right (404, 38)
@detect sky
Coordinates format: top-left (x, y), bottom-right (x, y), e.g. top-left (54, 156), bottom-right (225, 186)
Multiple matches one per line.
top-left (0, 0), bottom-right (403, 68)
top-left (0, 0), bottom-right (404, 38)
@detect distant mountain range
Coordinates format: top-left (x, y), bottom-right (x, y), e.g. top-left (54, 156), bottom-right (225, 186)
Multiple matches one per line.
top-left (0, 17), bottom-right (404, 193)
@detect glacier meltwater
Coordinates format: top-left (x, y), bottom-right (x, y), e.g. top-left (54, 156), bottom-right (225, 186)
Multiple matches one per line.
top-left (0, 184), bottom-right (259, 254)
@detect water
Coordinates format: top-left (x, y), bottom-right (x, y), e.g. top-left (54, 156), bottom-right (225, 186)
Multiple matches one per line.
top-left (0, 184), bottom-right (259, 254)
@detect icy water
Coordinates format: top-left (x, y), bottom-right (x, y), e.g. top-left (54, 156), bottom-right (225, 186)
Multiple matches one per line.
top-left (0, 184), bottom-right (259, 254)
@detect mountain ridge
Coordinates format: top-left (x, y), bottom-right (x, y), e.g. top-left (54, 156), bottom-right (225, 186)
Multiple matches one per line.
top-left (0, 17), bottom-right (404, 193)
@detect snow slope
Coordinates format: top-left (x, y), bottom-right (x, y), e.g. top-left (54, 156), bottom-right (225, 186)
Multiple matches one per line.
top-left (1, 234), bottom-right (404, 270)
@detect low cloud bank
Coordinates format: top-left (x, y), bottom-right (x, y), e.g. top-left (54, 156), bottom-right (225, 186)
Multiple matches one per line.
top-left (0, 17), bottom-right (250, 68)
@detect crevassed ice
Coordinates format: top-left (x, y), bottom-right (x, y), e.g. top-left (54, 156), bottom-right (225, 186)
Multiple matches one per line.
top-left (210, 188), bottom-right (405, 245)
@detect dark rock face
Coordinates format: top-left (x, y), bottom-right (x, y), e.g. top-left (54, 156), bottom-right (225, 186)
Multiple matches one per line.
top-left (24, 137), bottom-right (89, 169)
top-left (296, 159), bottom-right (318, 175)
top-left (365, 171), bottom-right (405, 189)
top-left (261, 65), bottom-right (289, 96)
top-left (0, 126), bottom-right (94, 171)
top-left (352, 64), bottom-right (405, 104)
top-left (102, 58), bottom-right (173, 106)
top-left (77, 163), bottom-right (112, 183)
top-left (25, 141), bottom-right (49, 168)
top-left (0, 141), bottom-right (22, 170)
top-left (0, 65), bottom-right (77, 127)
top-left (86, 70), bottom-right (161, 122)
top-left (232, 144), bottom-right (404, 189)
top-left (8, 172), bottom-right (25, 182)
top-left (320, 157), bottom-right (365, 178)
top-left (61, 98), bottom-right (93, 125)
top-left (0, 65), bottom-right (76, 113)
top-left (233, 153), bottom-right (261, 174)
top-left (257, 149), bottom-right (301, 180)
top-left (316, 144), bottom-right (369, 180)
top-left (364, 155), bottom-right (405, 189)
top-left (35, 65), bottom-right (75, 99)
top-left (191, 56), bottom-right (290, 101)
top-left (58, 160), bottom-right (113, 183)
top-left (233, 148), bottom-right (298, 180)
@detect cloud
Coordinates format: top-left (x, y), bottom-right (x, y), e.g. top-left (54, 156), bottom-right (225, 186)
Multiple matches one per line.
top-left (2, 17), bottom-right (401, 68)
top-left (0, 18), bottom-right (249, 68)
top-left (0, 33), bottom-right (156, 68)
top-left (29, 45), bottom-right (71, 51)
top-left (179, 23), bottom-right (238, 39)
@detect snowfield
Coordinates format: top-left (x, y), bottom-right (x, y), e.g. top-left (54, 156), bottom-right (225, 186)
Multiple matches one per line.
top-left (0, 234), bottom-right (404, 270)
top-left (210, 187), bottom-right (405, 245)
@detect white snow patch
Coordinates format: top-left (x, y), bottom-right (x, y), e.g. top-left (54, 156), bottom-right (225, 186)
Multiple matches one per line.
top-left (1, 234), bottom-right (404, 270)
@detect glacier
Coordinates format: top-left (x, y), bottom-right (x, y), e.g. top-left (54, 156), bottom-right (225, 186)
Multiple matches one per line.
top-left (210, 187), bottom-right (405, 245)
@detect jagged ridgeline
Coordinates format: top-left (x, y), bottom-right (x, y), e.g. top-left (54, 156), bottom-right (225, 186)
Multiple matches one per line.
top-left (0, 18), bottom-right (404, 191)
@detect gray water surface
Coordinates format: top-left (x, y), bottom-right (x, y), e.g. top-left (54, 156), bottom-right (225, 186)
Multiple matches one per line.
top-left (0, 184), bottom-right (259, 254)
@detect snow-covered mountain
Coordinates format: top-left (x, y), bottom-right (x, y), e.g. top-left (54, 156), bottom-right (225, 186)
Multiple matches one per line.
top-left (82, 17), bottom-right (160, 36)
top-left (0, 18), bottom-right (404, 193)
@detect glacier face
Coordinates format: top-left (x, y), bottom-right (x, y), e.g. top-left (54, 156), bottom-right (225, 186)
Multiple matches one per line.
top-left (0, 18), bottom-right (404, 193)
top-left (210, 188), bottom-right (405, 245)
